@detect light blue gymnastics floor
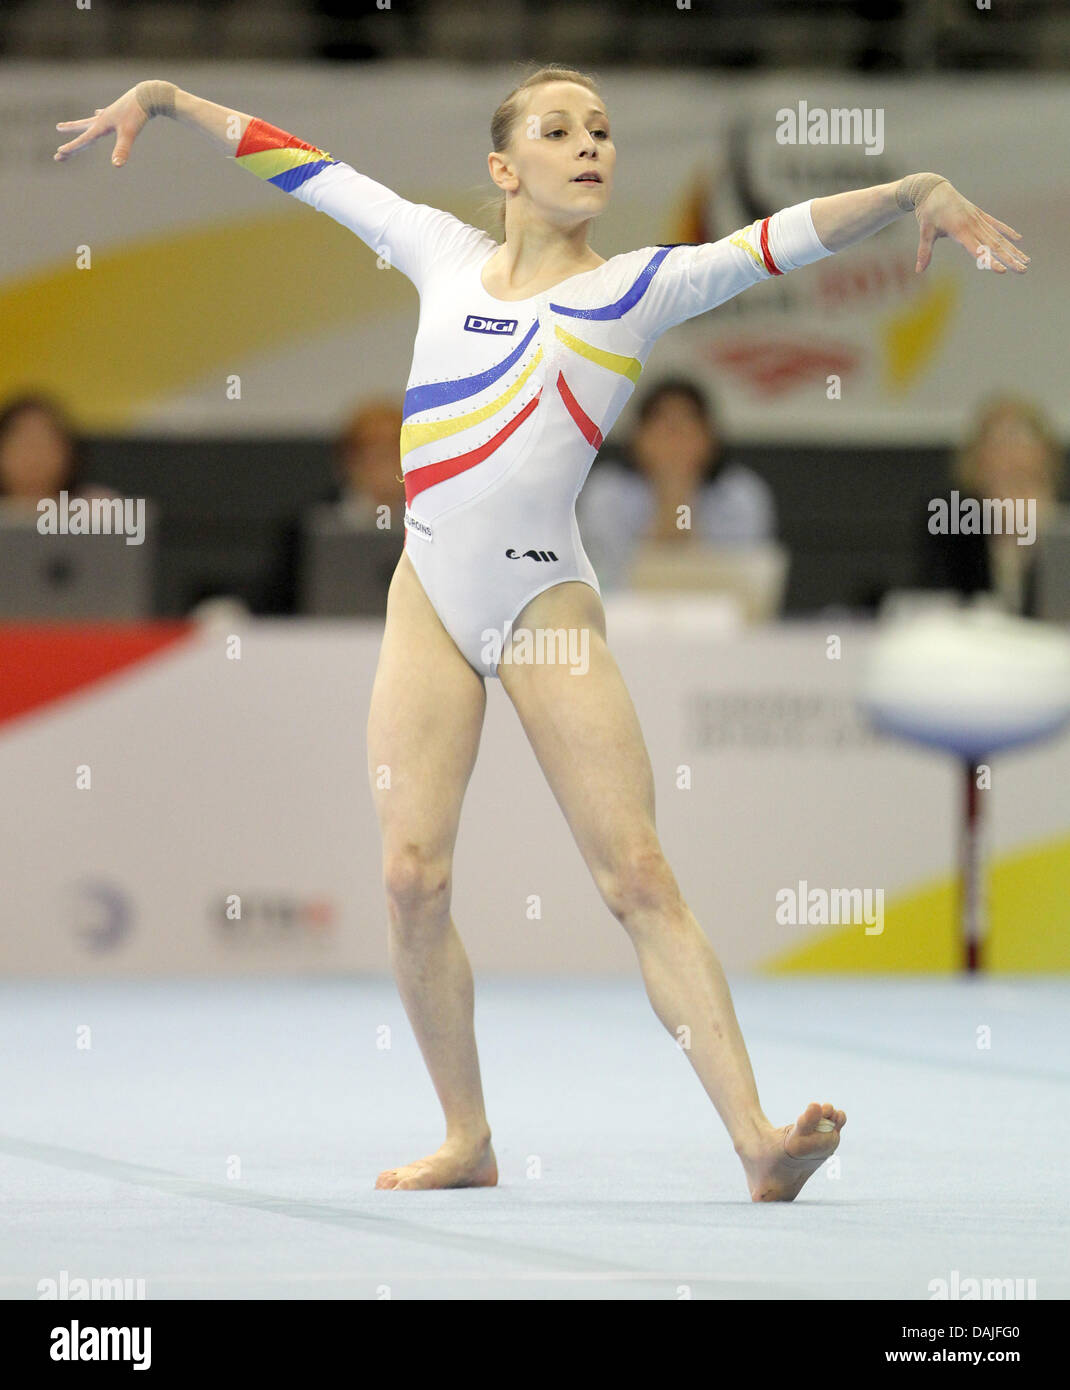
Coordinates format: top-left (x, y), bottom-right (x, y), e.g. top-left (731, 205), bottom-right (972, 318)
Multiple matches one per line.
top-left (1, 976), bottom-right (1065, 1300)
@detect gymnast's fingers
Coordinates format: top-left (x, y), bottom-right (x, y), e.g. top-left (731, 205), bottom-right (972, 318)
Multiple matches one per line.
top-left (54, 114), bottom-right (110, 160)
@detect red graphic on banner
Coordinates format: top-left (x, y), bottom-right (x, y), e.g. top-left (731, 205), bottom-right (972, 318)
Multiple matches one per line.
top-left (0, 624), bottom-right (194, 728)
top-left (704, 339), bottom-right (861, 396)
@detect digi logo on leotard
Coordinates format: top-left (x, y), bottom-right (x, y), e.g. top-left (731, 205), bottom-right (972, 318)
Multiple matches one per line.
top-left (463, 315), bottom-right (519, 335)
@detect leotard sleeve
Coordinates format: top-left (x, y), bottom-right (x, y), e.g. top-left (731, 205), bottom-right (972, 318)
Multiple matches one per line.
top-left (628, 199), bottom-right (834, 341)
top-left (233, 117), bottom-right (488, 293)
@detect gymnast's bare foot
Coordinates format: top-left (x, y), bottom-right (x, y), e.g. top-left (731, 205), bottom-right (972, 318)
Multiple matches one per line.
top-left (375, 1133), bottom-right (498, 1190)
top-left (738, 1102), bottom-right (846, 1202)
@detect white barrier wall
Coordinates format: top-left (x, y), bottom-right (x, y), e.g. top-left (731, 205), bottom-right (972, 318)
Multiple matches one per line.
top-left (1, 611), bottom-right (1067, 976)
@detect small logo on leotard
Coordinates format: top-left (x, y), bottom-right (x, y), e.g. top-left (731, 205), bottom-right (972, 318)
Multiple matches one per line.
top-left (404, 506), bottom-right (433, 542)
top-left (464, 315), bottom-right (518, 335)
top-left (506, 548), bottom-right (558, 562)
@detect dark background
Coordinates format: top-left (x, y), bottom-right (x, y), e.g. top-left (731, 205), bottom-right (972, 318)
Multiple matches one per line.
top-left (86, 437), bottom-right (954, 616)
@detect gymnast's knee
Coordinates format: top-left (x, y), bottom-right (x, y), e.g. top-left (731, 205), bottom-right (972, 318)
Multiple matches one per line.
top-left (383, 844), bottom-right (452, 934)
top-left (596, 840), bottom-right (683, 935)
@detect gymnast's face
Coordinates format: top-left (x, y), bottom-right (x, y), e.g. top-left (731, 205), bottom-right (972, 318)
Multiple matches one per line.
top-left (496, 81), bottom-right (615, 228)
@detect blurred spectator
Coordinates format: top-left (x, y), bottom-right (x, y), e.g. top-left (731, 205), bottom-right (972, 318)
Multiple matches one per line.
top-left (326, 397), bottom-right (406, 528)
top-left (265, 398), bottom-right (405, 614)
top-left (577, 376), bottom-right (777, 590)
top-left (919, 394), bottom-right (1065, 616)
top-left (0, 393), bottom-right (118, 513)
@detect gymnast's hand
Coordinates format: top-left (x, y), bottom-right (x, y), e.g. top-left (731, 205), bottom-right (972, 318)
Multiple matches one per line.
top-left (53, 85), bottom-right (151, 168)
top-left (912, 179), bottom-right (1030, 276)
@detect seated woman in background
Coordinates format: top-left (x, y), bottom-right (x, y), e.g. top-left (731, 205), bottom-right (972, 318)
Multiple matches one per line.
top-left (266, 398), bottom-right (407, 614)
top-left (920, 393), bottom-right (1064, 617)
top-left (576, 376), bottom-right (776, 591)
top-left (326, 397), bottom-right (406, 528)
top-left (0, 393), bottom-right (117, 511)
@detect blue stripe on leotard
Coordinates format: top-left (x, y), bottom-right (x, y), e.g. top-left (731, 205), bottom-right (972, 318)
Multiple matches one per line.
top-left (403, 319), bottom-right (540, 416)
top-left (548, 245), bottom-right (674, 320)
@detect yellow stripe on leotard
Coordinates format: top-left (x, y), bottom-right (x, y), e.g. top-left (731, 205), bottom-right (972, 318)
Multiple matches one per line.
top-left (399, 347), bottom-right (544, 460)
top-left (553, 324), bottom-right (642, 384)
top-left (730, 223), bottom-right (766, 272)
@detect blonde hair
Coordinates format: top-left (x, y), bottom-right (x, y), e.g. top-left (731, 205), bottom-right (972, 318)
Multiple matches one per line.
top-left (954, 393), bottom-right (1064, 496)
top-left (479, 63), bottom-right (604, 235)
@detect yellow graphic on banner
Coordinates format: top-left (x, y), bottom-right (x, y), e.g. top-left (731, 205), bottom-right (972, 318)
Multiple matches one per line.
top-left (763, 833), bottom-right (1070, 972)
top-left (882, 275), bottom-right (957, 393)
top-left (0, 193), bottom-right (479, 429)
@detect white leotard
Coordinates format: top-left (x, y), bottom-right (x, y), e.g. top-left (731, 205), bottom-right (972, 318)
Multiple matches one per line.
top-left (235, 117), bottom-right (834, 676)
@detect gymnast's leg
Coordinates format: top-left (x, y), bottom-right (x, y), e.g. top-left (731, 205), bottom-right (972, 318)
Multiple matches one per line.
top-left (368, 551), bottom-right (496, 1190)
top-left (498, 580), bottom-right (846, 1201)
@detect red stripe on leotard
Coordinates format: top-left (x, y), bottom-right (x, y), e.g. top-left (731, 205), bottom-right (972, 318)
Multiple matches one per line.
top-left (404, 390), bottom-right (542, 503)
top-left (555, 372), bottom-right (603, 450)
top-left (758, 217), bottom-right (782, 276)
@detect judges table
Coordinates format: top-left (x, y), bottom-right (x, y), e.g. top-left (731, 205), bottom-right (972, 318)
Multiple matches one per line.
top-left (1, 601), bottom-right (1067, 976)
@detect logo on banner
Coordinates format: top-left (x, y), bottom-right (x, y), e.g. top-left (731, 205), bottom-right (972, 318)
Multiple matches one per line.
top-left (72, 880), bottom-right (133, 952)
top-left (215, 894), bottom-right (336, 946)
top-left (706, 338), bottom-right (861, 396)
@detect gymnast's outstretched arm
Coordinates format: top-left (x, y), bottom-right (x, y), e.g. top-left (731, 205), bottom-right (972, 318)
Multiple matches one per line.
top-left (53, 80), bottom-right (486, 289)
top-left (624, 167), bottom-right (1030, 341)
top-left (54, 80), bottom-right (251, 161)
top-left (810, 172), bottom-right (1029, 274)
